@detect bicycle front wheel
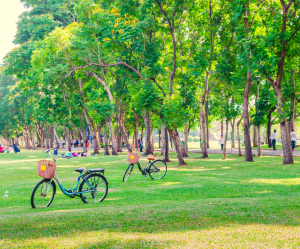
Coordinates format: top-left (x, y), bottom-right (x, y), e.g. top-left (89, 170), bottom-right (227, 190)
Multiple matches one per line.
top-left (149, 160), bottom-right (167, 180)
top-left (79, 174), bottom-right (108, 204)
top-left (31, 179), bottom-right (56, 208)
top-left (123, 164), bottom-right (134, 182)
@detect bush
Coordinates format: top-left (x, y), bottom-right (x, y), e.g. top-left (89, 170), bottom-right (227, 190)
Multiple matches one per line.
top-left (193, 137), bottom-right (200, 142)
top-left (188, 136), bottom-right (193, 142)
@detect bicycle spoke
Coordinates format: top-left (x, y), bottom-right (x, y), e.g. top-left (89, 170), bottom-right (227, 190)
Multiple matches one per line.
top-left (149, 160), bottom-right (167, 180)
top-left (79, 174), bottom-right (108, 204)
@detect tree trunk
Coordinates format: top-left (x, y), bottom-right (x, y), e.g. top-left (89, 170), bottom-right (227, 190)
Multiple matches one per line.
top-left (267, 3), bottom-right (293, 164)
top-left (159, 129), bottom-right (161, 149)
top-left (267, 111), bottom-right (272, 148)
top-left (77, 108), bottom-right (87, 153)
top-left (221, 120), bottom-right (224, 136)
top-left (82, 107), bottom-right (100, 154)
top-left (184, 122), bottom-right (189, 153)
top-left (237, 116), bottom-right (243, 156)
top-left (98, 125), bottom-right (104, 147)
top-left (103, 127), bottom-right (110, 155)
top-left (30, 125), bottom-right (36, 149)
top-left (257, 125), bottom-right (262, 157)
top-left (107, 117), bottom-right (118, 155)
top-left (23, 126), bottom-right (31, 149)
top-left (65, 127), bottom-right (72, 151)
top-left (78, 79), bottom-right (99, 155)
top-left (169, 129), bottom-right (185, 165)
top-left (119, 110), bottom-right (132, 152)
top-left (46, 124), bottom-right (50, 149)
top-left (274, 87), bottom-right (293, 164)
top-left (176, 130), bottom-right (188, 157)
top-left (231, 118), bottom-right (235, 148)
top-left (243, 70), bottom-right (253, 161)
top-left (116, 124), bottom-right (123, 152)
top-left (143, 111), bottom-right (154, 156)
top-left (36, 122), bottom-right (44, 148)
top-left (223, 120), bottom-right (229, 160)
top-left (161, 124), bottom-right (165, 156)
top-left (200, 101), bottom-right (208, 158)
top-left (14, 132), bottom-right (19, 145)
top-left (53, 125), bottom-right (63, 149)
top-left (288, 69), bottom-right (296, 133)
top-left (161, 124), bottom-right (170, 162)
top-left (50, 127), bottom-right (54, 148)
top-left (133, 113), bottom-right (139, 150)
top-left (141, 126), bottom-right (144, 141)
top-left (253, 126), bottom-right (257, 147)
top-left (205, 100), bottom-right (210, 149)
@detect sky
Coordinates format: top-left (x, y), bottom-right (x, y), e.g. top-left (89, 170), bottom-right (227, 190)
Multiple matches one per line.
top-left (0, 0), bottom-right (27, 64)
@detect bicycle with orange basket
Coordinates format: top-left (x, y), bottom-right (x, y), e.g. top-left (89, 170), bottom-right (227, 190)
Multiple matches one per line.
top-left (123, 145), bottom-right (167, 182)
top-left (31, 150), bottom-right (108, 208)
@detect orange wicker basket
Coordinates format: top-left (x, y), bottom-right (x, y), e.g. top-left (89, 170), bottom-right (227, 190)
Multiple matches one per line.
top-left (127, 152), bottom-right (140, 164)
top-left (37, 160), bottom-right (57, 179)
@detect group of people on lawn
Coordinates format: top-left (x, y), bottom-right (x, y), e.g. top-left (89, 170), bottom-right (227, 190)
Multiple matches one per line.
top-left (219, 129), bottom-right (297, 151)
top-left (0, 144), bottom-right (20, 153)
top-left (62, 139), bottom-right (90, 148)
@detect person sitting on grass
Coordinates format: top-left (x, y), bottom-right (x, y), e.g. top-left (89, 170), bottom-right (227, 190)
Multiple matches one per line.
top-left (13, 144), bottom-right (20, 153)
top-left (9, 146), bottom-right (14, 153)
top-left (66, 151), bottom-right (72, 157)
top-left (53, 148), bottom-right (58, 155)
top-left (0, 144), bottom-right (3, 153)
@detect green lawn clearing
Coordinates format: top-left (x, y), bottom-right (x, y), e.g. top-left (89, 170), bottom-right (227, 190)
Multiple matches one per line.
top-left (1, 149), bottom-right (300, 248)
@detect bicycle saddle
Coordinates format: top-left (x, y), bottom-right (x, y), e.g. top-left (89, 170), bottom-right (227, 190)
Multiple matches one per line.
top-left (147, 156), bottom-right (155, 161)
top-left (74, 167), bottom-right (86, 172)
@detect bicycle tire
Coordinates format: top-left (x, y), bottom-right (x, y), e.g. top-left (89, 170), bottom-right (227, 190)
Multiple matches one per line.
top-left (149, 160), bottom-right (167, 180)
top-left (79, 173), bottom-right (108, 204)
top-left (31, 179), bottom-right (56, 208)
top-left (123, 164), bottom-right (134, 182)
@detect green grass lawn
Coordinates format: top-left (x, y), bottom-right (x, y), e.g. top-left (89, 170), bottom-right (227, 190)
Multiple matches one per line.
top-left (1, 149), bottom-right (300, 248)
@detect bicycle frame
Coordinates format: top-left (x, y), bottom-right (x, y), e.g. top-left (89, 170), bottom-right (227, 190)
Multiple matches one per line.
top-left (53, 172), bottom-right (95, 196)
top-left (136, 161), bottom-right (152, 174)
top-left (44, 150), bottom-right (97, 196)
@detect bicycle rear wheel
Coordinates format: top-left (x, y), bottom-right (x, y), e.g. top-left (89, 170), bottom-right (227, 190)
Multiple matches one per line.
top-left (79, 174), bottom-right (108, 204)
top-left (149, 160), bottom-right (167, 180)
top-left (31, 179), bottom-right (56, 208)
top-left (123, 164), bottom-right (134, 182)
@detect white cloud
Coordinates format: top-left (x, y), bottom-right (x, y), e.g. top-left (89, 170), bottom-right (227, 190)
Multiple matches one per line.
top-left (0, 0), bottom-right (27, 64)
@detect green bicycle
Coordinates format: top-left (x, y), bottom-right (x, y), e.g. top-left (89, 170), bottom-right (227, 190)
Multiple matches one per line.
top-left (31, 150), bottom-right (108, 208)
top-left (123, 146), bottom-right (167, 182)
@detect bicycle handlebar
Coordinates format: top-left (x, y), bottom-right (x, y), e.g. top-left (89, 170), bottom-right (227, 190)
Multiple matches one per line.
top-left (127, 145), bottom-right (138, 154)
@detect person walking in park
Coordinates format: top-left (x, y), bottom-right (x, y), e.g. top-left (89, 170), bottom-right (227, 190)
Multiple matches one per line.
top-left (291, 129), bottom-right (297, 151)
top-left (219, 135), bottom-right (224, 151)
top-left (270, 129), bottom-right (277, 151)
top-left (62, 139), bottom-right (65, 149)
top-left (137, 138), bottom-right (141, 151)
